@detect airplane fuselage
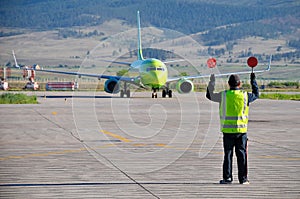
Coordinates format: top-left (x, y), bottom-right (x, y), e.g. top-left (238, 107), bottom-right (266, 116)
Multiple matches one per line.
top-left (138, 58), bottom-right (168, 89)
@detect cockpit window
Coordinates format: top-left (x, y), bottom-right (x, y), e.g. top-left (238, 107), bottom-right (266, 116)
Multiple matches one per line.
top-left (146, 67), bottom-right (165, 72)
top-left (146, 67), bottom-right (156, 71)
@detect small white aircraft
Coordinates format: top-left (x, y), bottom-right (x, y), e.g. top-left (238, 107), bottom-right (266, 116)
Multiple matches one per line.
top-left (13, 11), bottom-right (271, 98)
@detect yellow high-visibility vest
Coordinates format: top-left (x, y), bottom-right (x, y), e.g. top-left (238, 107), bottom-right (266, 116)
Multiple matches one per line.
top-left (220, 90), bottom-right (249, 133)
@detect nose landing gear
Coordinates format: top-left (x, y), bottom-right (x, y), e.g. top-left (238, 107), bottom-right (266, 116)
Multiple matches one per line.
top-left (152, 88), bottom-right (158, 98)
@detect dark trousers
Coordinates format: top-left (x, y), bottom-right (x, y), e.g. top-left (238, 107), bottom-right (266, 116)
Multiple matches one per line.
top-left (223, 133), bottom-right (248, 183)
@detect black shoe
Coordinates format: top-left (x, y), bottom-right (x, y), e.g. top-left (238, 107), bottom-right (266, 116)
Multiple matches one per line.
top-left (219, 179), bottom-right (232, 184)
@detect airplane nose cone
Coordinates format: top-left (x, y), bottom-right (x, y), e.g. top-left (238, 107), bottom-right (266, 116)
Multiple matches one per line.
top-left (150, 71), bottom-right (167, 88)
top-left (152, 72), bottom-right (160, 83)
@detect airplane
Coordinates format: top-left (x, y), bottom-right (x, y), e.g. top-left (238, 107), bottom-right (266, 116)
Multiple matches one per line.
top-left (12, 11), bottom-right (271, 98)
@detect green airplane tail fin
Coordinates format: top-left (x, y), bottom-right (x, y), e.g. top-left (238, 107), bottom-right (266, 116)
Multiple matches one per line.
top-left (137, 11), bottom-right (144, 60)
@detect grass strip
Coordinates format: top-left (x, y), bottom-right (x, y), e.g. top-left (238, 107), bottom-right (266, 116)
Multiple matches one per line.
top-left (260, 93), bottom-right (300, 101)
top-left (0, 93), bottom-right (38, 104)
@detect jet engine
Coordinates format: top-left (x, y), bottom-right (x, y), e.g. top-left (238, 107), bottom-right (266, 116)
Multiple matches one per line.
top-left (104, 78), bottom-right (120, 94)
top-left (176, 79), bottom-right (194, 94)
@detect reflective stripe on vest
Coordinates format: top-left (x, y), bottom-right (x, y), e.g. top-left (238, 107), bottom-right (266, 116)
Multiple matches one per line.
top-left (220, 90), bottom-right (249, 133)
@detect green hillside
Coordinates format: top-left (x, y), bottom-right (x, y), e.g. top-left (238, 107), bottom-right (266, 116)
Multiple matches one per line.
top-left (0, 0), bottom-right (299, 44)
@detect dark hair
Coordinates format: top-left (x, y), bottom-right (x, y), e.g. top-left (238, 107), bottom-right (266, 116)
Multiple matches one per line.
top-left (228, 74), bottom-right (240, 87)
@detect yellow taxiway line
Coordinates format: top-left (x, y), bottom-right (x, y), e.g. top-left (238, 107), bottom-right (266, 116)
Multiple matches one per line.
top-left (100, 130), bottom-right (132, 143)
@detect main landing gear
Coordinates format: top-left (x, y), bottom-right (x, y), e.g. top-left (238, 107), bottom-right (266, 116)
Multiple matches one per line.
top-left (162, 88), bottom-right (172, 98)
top-left (120, 82), bottom-right (130, 98)
top-left (120, 89), bottom-right (130, 98)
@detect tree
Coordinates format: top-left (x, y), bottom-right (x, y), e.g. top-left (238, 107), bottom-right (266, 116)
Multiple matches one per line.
top-left (116, 69), bottom-right (128, 76)
top-left (276, 46), bottom-right (282, 52)
top-left (179, 72), bottom-right (188, 76)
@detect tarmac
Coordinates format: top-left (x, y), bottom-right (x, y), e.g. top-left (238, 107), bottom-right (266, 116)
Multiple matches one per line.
top-left (0, 91), bottom-right (299, 198)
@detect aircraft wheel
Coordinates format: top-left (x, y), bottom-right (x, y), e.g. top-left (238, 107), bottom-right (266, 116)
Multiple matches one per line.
top-left (168, 90), bottom-right (172, 98)
top-left (120, 90), bottom-right (124, 98)
top-left (162, 90), bottom-right (167, 98)
top-left (126, 90), bottom-right (130, 98)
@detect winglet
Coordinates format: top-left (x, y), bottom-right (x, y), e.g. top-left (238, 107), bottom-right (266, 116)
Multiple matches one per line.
top-left (137, 11), bottom-right (144, 60)
top-left (12, 50), bottom-right (20, 68)
top-left (266, 55), bottom-right (272, 71)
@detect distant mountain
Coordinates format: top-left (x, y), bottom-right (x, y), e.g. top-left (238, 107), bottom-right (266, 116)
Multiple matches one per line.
top-left (0, 0), bottom-right (299, 46)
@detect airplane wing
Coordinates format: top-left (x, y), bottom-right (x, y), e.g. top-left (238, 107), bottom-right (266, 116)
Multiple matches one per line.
top-left (100, 59), bottom-right (132, 66)
top-left (12, 50), bottom-right (140, 86)
top-left (166, 55), bottom-right (272, 83)
top-left (101, 59), bottom-right (186, 66)
top-left (163, 59), bottom-right (185, 64)
top-left (33, 67), bottom-right (140, 85)
top-left (12, 50), bottom-right (20, 68)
